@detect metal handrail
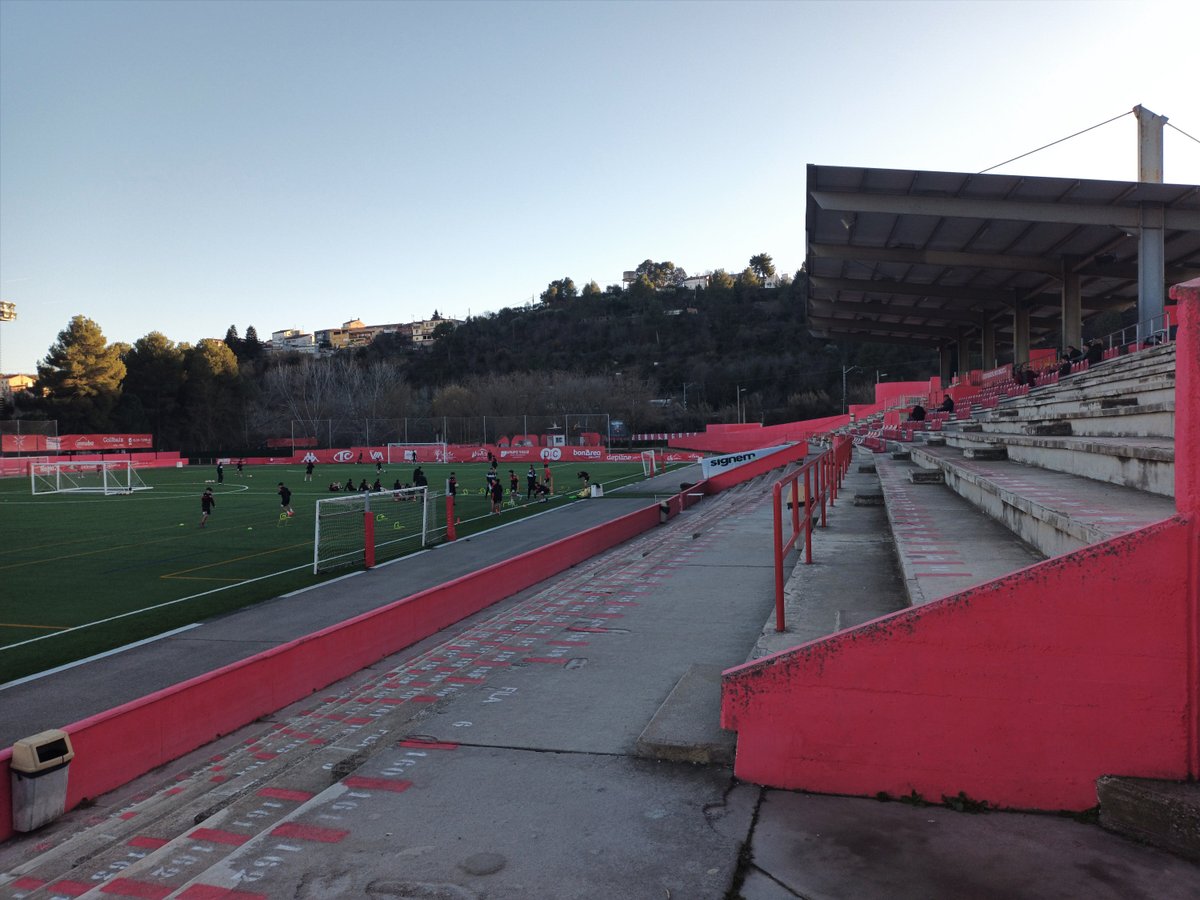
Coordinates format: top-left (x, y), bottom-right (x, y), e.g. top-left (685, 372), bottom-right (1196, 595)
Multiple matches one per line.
top-left (770, 435), bottom-right (853, 632)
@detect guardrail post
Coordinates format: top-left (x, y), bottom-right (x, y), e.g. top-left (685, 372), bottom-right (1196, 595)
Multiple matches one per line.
top-left (773, 483), bottom-right (785, 632)
top-left (804, 466), bottom-right (814, 563)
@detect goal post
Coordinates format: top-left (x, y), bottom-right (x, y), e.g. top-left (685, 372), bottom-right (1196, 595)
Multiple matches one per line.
top-left (640, 450), bottom-right (659, 477)
top-left (314, 486), bottom-right (438, 574)
top-left (386, 442), bottom-right (448, 465)
top-left (30, 460), bottom-right (152, 495)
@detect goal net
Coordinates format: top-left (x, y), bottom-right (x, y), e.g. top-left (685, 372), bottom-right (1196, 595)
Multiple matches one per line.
top-left (30, 460), bottom-right (152, 495)
top-left (641, 450), bottom-right (659, 477)
top-left (314, 486), bottom-right (440, 573)
top-left (386, 442), bottom-right (448, 464)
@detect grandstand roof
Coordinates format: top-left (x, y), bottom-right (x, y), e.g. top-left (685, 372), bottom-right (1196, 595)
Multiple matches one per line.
top-left (805, 164), bottom-right (1200, 348)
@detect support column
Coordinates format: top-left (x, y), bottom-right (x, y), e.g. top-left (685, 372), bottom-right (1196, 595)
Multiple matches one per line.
top-left (1139, 203), bottom-right (1166, 341)
top-left (1061, 261), bottom-right (1082, 352)
top-left (1012, 303), bottom-right (1030, 367)
top-left (982, 321), bottom-right (997, 371)
top-left (1135, 106), bottom-right (1168, 342)
top-left (957, 332), bottom-right (972, 380)
top-left (938, 345), bottom-right (953, 385)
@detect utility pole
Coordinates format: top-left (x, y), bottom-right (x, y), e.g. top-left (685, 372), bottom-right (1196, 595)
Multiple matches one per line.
top-left (842, 365), bottom-right (860, 415)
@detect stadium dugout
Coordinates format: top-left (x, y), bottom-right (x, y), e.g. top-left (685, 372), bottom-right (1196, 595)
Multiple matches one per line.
top-left (804, 159), bottom-right (1200, 379)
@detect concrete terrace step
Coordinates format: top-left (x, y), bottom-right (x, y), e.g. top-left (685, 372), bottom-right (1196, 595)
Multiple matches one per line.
top-left (634, 663), bottom-right (736, 765)
top-left (906, 443), bottom-right (1177, 558)
top-left (1097, 776), bottom-right (1200, 865)
top-left (939, 430), bottom-right (1175, 497)
top-left (971, 401), bottom-right (1175, 439)
top-left (875, 455), bottom-right (1044, 606)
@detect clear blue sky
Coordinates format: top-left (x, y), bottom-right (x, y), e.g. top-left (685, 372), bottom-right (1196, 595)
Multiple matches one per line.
top-left (2, 0), bottom-right (1197, 375)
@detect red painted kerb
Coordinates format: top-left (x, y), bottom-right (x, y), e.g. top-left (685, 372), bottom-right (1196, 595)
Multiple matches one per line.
top-left (721, 277), bottom-right (1200, 811)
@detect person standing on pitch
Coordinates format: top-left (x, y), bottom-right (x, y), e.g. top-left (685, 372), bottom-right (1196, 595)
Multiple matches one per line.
top-left (543, 462), bottom-right (553, 494)
top-left (305, 460), bottom-right (314, 482)
top-left (200, 487), bottom-right (216, 527)
top-left (527, 464), bottom-right (537, 499)
top-left (508, 469), bottom-right (519, 503)
top-left (236, 458), bottom-right (244, 477)
top-left (216, 460), bottom-right (224, 483)
top-left (278, 482), bottom-right (294, 517)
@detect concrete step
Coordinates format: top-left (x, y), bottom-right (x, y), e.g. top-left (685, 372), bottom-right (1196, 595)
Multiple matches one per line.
top-left (969, 401), bottom-right (1175, 439)
top-left (907, 443), bottom-right (1176, 558)
top-left (634, 663), bottom-right (736, 766)
top-left (1097, 776), bottom-right (1200, 864)
top-left (875, 456), bottom-right (1044, 606)
top-left (941, 430), bottom-right (1174, 497)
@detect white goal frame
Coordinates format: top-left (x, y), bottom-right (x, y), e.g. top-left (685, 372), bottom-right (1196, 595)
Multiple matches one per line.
top-left (313, 485), bottom-right (434, 573)
top-left (640, 449), bottom-right (659, 477)
top-left (386, 442), bottom-right (448, 465)
top-left (30, 460), bottom-right (152, 495)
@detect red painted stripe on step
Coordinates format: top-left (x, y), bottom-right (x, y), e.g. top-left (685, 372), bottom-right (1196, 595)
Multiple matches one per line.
top-left (342, 776), bottom-right (413, 793)
top-left (257, 787), bottom-right (315, 802)
top-left (99, 878), bottom-right (172, 898)
top-left (398, 739), bottom-right (458, 750)
top-left (128, 835), bottom-right (169, 849)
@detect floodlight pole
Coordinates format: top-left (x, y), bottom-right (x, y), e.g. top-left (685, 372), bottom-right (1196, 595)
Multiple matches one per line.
top-left (0, 301), bottom-right (15, 376)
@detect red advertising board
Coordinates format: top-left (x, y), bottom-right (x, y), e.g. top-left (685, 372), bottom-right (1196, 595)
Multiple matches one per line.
top-left (289, 445), bottom-right (704, 466)
top-left (52, 434), bottom-right (154, 451)
top-left (1, 434), bottom-right (49, 453)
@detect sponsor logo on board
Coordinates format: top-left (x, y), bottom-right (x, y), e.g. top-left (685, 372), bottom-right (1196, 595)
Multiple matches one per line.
top-left (333, 450), bottom-right (354, 462)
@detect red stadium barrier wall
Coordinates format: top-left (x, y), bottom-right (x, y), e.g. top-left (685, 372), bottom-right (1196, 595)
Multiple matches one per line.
top-left (721, 518), bottom-right (1194, 810)
top-left (672, 416), bottom-right (848, 454)
top-left (0, 438), bottom-right (795, 840)
top-left (0, 501), bottom-right (660, 840)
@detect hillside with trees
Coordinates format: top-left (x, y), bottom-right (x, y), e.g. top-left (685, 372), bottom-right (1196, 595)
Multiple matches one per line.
top-left (5, 255), bottom-right (936, 453)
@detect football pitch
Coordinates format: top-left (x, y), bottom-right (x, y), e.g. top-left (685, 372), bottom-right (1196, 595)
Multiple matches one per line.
top-left (0, 459), bottom-right (657, 684)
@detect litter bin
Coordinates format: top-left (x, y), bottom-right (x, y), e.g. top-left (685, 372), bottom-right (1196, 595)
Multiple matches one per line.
top-left (10, 729), bottom-right (74, 832)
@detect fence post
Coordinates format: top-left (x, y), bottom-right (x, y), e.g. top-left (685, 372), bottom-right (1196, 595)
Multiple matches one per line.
top-left (364, 492), bottom-right (375, 568)
top-left (773, 483), bottom-right (785, 632)
top-left (804, 466), bottom-right (814, 563)
top-left (445, 494), bottom-right (457, 542)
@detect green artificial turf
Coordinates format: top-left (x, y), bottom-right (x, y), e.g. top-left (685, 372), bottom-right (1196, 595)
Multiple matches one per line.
top-left (0, 459), bottom-right (656, 683)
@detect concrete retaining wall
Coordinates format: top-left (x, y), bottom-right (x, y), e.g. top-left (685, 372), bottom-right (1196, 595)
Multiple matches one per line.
top-left (722, 517), bottom-right (1194, 810)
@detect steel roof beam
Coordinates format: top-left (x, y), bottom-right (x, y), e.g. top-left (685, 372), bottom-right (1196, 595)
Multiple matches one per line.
top-left (809, 242), bottom-right (1060, 275)
top-left (810, 190), bottom-right (1200, 231)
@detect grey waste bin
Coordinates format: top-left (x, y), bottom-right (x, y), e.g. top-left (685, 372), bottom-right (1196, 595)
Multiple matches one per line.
top-left (10, 729), bottom-right (74, 832)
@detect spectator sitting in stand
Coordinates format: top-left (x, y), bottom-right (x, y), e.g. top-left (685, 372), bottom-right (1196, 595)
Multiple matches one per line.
top-left (1064, 345), bottom-right (1084, 363)
top-left (938, 395), bottom-right (954, 413)
top-left (1085, 339), bottom-right (1104, 365)
top-left (907, 403), bottom-right (926, 422)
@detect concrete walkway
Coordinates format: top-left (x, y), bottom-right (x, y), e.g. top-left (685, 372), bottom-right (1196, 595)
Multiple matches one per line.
top-left (2, 468), bottom-right (1198, 898)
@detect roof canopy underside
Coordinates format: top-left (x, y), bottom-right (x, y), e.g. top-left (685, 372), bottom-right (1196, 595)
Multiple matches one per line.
top-left (805, 165), bottom-right (1200, 348)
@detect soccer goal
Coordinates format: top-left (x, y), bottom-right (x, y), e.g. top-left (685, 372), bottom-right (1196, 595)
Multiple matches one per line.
top-left (386, 442), bottom-right (448, 464)
top-left (640, 450), bottom-right (659, 477)
top-left (30, 460), bottom-right (152, 495)
top-left (314, 486), bottom-right (439, 573)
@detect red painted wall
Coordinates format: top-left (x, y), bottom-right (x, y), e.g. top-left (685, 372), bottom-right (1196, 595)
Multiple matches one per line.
top-left (722, 518), bottom-right (1194, 810)
top-left (673, 416), bottom-right (848, 454)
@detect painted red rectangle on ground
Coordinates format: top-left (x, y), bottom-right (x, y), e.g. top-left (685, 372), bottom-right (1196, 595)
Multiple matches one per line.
top-left (271, 822), bottom-right (349, 843)
top-left (409, 681), bottom-right (432, 688)
top-left (524, 657), bottom-right (566, 664)
top-left (407, 695), bottom-right (437, 702)
top-left (11, 877), bottom-right (45, 890)
top-left (567, 626), bottom-right (610, 633)
top-left (398, 739), bottom-right (458, 750)
top-left (190, 828), bottom-right (252, 846)
top-left (210, 774), bottom-right (229, 783)
top-left (376, 697), bottom-right (406, 704)
top-left (128, 835), bottom-right (170, 849)
top-left (165, 787), bottom-right (184, 796)
top-left (342, 716), bottom-right (373, 725)
top-left (252, 751), bottom-right (279, 760)
top-left (258, 786), bottom-right (316, 802)
top-left (178, 886), bottom-right (268, 900)
top-left (99, 878), bottom-right (172, 898)
top-left (120, 811), bottom-right (139, 820)
top-left (342, 776), bottom-right (413, 793)
top-left (50, 881), bottom-right (94, 897)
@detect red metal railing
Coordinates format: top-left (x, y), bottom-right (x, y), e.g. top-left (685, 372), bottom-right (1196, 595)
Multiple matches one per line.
top-left (770, 435), bottom-right (853, 632)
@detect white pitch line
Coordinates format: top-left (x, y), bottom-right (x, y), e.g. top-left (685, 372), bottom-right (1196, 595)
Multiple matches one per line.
top-left (0, 623), bottom-right (202, 691)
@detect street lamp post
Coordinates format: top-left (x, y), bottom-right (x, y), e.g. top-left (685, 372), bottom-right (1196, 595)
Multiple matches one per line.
top-left (737, 386), bottom-right (748, 424)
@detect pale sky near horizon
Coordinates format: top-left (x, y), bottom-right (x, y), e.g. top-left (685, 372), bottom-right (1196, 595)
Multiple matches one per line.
top-left (1, 0), bottom-right (1198, 375)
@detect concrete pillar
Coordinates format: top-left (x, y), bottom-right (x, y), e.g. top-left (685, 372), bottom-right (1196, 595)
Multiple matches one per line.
top-left (957, 333), bottom-right (972, 379)
top-left (1061, 262), bottom-right (1082, 352)
top-left (982, 321), bottom-right (997, 371)
top-left (1134, 106), bottom-right (1168, 343)
top-left (1012, 304), bottom-right (1030, 366)
top-left (1139, 204), bottom-right (1166, 341)
top-left (938, 345), bottom-right (953, 385)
